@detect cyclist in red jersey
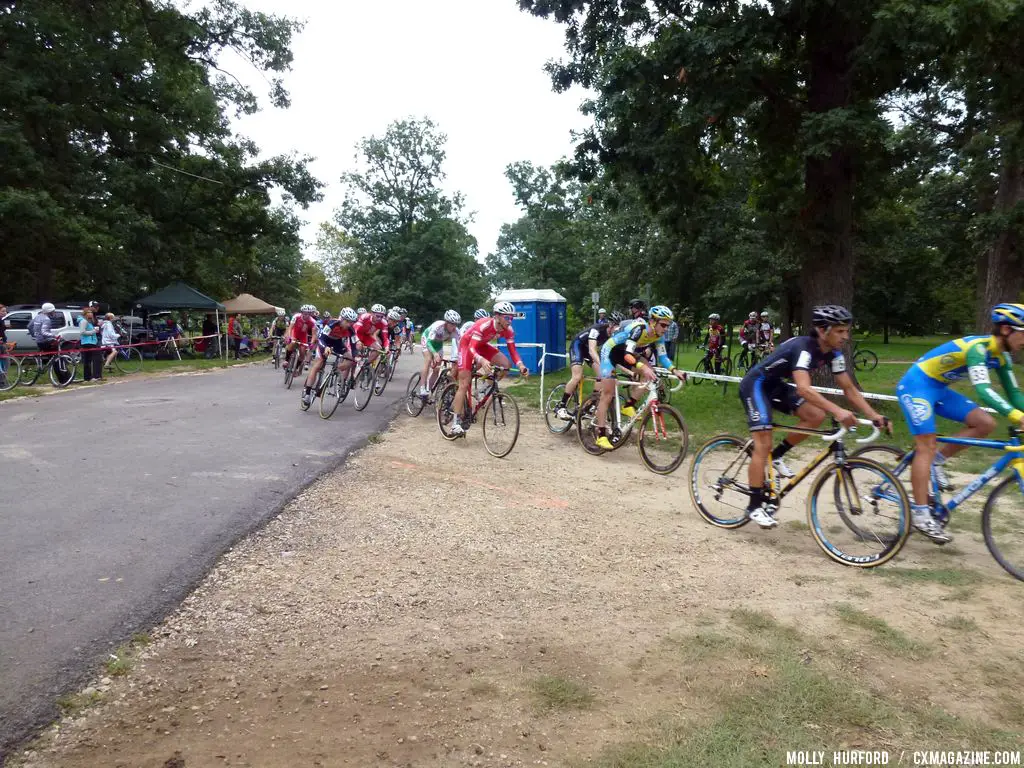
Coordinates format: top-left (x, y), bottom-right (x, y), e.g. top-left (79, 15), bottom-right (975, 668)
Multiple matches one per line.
top-left (353, 303), bottom-right (390, 365)
top-left (285, 304), bottom-right (317, 371)
top-left (301, 307), bottom-right (359, 407)
top-left (449, 301), bottom-right (529, 436)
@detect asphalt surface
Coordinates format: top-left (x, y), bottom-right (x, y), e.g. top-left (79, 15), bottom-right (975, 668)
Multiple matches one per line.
top-left (0, 356), bottom-right (416, 761)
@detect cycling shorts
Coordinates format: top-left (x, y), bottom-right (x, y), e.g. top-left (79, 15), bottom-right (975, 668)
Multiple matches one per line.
top-left (896, 367), bottom-right (978, 436)
top-left (570, 337), bottom-right (592, 366)
top-left (458, 339), bottom-right (499, 372)
top-left (739, 374), bottom-right (806, 432)
top-left (599, 343), bottom-right (632, 379)
top-left (317, 337), bottom-right (349, 359)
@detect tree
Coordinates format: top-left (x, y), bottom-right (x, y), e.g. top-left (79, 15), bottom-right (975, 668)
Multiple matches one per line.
top-left (328, 118), bottom-right (488, 320)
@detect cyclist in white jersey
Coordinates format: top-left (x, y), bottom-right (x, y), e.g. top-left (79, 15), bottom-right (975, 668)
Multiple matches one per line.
top-left (420, 310), bottom-right (461, 397)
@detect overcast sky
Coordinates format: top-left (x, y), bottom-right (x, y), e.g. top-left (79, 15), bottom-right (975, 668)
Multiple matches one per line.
top-left (225, 0), bottom-right (592, 261)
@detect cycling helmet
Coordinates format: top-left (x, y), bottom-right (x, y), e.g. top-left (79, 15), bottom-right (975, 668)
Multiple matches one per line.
top-left (760, 310), bottom-right (769, 318)
top-left (649, 305), bottom-right (674, 321)
top-left (322, 311), bottom-right (332, 320)
top-left (811, 305), bottom-right (853, 327)
top-left (991, 303), bottom-right (1024, 328)
top-left (339, 307), bottom-right (358, 322)
top-left (444, 309), bottom-right (461, 325)
top-left (493, 301), bottom-right (515, 316)
top-left (610, 310), bottom-right (625, 322)
top-left (391, 305), bottom-right (400, 313)
top-left (300, 303), bottom-right (316, 313)
top-left (598, 307), bottom-right (607, 314)
top-left (399, 307), bottom-right (408, 315)
top-left (749, 311), bottom-right (757, 320)
top-left (276, 308), bottom-right (286, 317)
top-left (370, 303), bottom-right (386, 315)
top-left (709, 313), bottom-right (720, 321)
top-left (474, 308), bottom-right (490, 319)
top-left (41, 302), bottom-right (56, 312)
top-left (387, 309), bottom-right (401, 321)
top-left (357, 307), bottom-right (367, 315)
top-left (629, 298), bottom-right (647, 310)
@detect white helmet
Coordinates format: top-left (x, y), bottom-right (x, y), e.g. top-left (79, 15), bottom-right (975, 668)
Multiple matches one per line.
top-left (387, 309), bottom-right (401, 320)
top-left (493, 301), bottom-right (515, 316)
top-left (370, 303), bottom-right (386, 315)
top-left (276, 308), bottom-right (286, 317)
top-left (391, 305), bottom-right (400, 313)
top-left (444, 309), bottom-right (461, 325)
top-left (749, 311), bottom-right (757, 319)
top-left (339, 307), bottom-right (358, 321)
top-left (300, 303), bottom-right (316, 313)
top-left (760, 310), bottom-right (769, 318)
top-left (598, 307), bottom-right (607, 314)
top-left (709, 313), bottom-right (720, 321)
top-left (357, 307), bottom-right (367, 315)
top-left (41, 302), bottom-right (56, 312)
top-left (474, 308), bottom-right (489, 319)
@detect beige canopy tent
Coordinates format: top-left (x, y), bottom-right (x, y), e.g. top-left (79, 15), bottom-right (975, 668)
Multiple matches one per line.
top-left (222, 293), bottom-right (280, 315)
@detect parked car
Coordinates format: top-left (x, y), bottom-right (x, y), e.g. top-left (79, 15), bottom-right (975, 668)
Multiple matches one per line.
top-left (3, 308), bottom-right (83, 350)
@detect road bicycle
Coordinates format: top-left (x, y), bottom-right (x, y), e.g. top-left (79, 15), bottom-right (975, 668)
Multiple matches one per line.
top-left (106, 343), bottom-right (144, 375)
top-left (283, 342), bottom-right (309, 389)
top-left (270, 336), bottom-right (284, 370)
top-left (351, 348), bottom-right (390, 411)
top-left (300, 350), bottom-right (354, 420)
top-left (385, 343), bottom-right (402, 383)
top-left (851, 339), bottom-right (878, 372)
top-left (733, 342), bottom-right (770, 374)
top-left (0, 342), bottom-right (22, 392)
top-left (544, 373), bottom-right (593, 435)
top-left (688, 419), bottom-right (911, 567)
top-left (576, 369), bottom-right (688, 474)
top-left (436, 367), bottom-right (521, 458)
top-left (852, 429), bottom-right (1024, 581)
top-left (18, 339), bottom-right (77, 388)
top-left (405, 358), bottom-right (456, 417)
top-left (691, 345), bottom-right (733, 387)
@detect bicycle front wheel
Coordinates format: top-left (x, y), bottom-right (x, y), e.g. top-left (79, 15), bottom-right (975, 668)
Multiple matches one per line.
top-left (50, 355), bottom-right (76, 387)
top-left (849, 445), bottom-right (907, 473)
top-left (544, 383), bottom-right (577, 435)
top-left (405, 373), bottom-right (425, 417)
top-left (691, 358), bottom-right (708, 385)
top-left (0, 357), bottom-right (22, 391)
top-left (372, 360), bottom-right (390, 396)
top-left (483, 392), bottom-right (520, 458)
top-left (638, 404), bottom-right (689, 475)
top-left (687, 435), bottom-right (753, 528)
top-left (115, 348), bottom-right (143, 375)
top-left (353, 364), bottom-right (375, 411)
top-left (806, 458), bottom-right (911, 567)
top-left (576, 393), bottom-right (608, 455)
top-left (319, 372), bottom-right (343, 419)
top-left (436, 382), bottom-right (461, 440)
top-left (982, 476), bottom-right (1024, 581)
top-left (21, 356), bottom-right (43, 386)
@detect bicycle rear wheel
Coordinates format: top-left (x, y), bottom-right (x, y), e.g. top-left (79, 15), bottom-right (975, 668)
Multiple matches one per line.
top-left (687, 435), bottom-right (753, 528)
top-left (854, 350), bottom-right (879, 371)
top-left (353, 363), bottom-right (375, 411)
top-left (50, 355), bottom-right (76, 387)
top-left (483, 392), bottom-right (520, 458)
top-left (114, 347), bottom-right (143, 374)
top-left (21, 356), bottom-right (43, 386)
top-left (982, 476), bottom-right (1024, 581)
top-left (319, 371), bottom-right (343, 419)
top-left (284, 353), bottom-right (298, 389)
top-left (638, 404), bottom-right (689, 474)
top-left (544, 383), bottom-right (577, 435)
top-left (576, 393), bottom-right (608, 455)
top-left (806, 458), bottom-right (911, 567)
top-left (406, 373), bottom-right (426, 416)
top-left (0, 357), bottom-right (22, 391)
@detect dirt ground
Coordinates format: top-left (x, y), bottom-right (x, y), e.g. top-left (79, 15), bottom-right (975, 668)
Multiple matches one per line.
top-left (12, 403), bottom-right (1024, 768)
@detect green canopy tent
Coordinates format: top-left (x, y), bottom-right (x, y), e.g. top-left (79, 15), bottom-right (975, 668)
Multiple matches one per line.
top-left (134, 282), bottom-right (227, 360)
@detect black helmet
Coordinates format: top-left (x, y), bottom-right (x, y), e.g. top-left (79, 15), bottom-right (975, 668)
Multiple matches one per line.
top-left (610, 310), bottom-right (625, 322)
top-left (812, 305), bottom-right (853, 328)
top-left (629, 298), bottom-right (647, 310)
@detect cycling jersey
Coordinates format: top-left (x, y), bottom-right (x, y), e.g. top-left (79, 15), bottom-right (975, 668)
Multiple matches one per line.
top-left (570, 323), bottom-right (612, 365)
top-left (740, 320), bottom-right (759, 344)
top-left (706, 322), bottom-right (725, 350)
top-left (316, 319), bottom-right (353, 357)
top-left (353, 313), bottom-right (390, 350)
top-left (896, 335), bottom-right (1024, 434)
top-left (598, 319), bottom-right (672, 378)
top-left (457, 317), bottom-right (521, 371)
top-left (758, 322), bottom-right (773, 344)
top-left (422, 320), bottom-right (460, 355)
top-left (271, 317), bottom-right (287, 337)
top-left (739, 335), bottom-right (845, 431)
top-left (289, 314), bottom-right (316, 345)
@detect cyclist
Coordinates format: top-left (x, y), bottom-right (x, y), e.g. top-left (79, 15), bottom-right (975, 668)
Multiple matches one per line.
top-left (738, 305), bottom-right (890, 529)
top-left (460, 308), bottom-right (489, 339)
top-left (450, 301), bottom-right (529, 436)
top-left (592, 306), bottom-right (686, 451)
top-left (419, 310), bottom-right (461, 398)
top-left (301, 308), bottom-right (358, 408)
top-left (27, 302), bottom-right (61, 354)
top-left (285, 304), bottom-right (317, 371)
top-left (740, 312), bottom-right (759, 356)
top-left (758, 311), bottom-right (775, 352)
top-left (555, 311), bottom-right (625, 421)
top-left (628, 298), bottom-right (647, 320)
top-left (702, 313), bottom-right (726, 375)
top-left (353, 304), bottom-right (390, 365)
top-left (895, 303), bottom-right (1024, 543)
top-left (385, 309), bottom-right (403, 359)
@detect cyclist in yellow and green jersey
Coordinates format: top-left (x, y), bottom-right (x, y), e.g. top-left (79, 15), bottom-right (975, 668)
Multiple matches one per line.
top-left (896, 303), bottom-right (1024, 542)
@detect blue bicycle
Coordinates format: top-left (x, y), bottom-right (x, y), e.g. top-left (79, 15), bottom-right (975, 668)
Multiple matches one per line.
top-left (853, 428), bottom-right (1024, 581)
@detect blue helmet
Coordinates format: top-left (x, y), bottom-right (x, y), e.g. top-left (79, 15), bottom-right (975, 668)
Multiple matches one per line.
top-left (991, 303), bottom-right (1024, 329)
top-left (648, 305), bottom-right (674, 321)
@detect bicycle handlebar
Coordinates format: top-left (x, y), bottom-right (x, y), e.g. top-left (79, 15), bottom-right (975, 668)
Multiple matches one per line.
top-left (653, 367), bottom-right (686, 391)
top-left (821, 418), bottom-right (880, 445)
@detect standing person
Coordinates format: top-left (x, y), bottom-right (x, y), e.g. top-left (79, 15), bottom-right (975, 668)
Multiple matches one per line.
top-left (227, 314), bottom-right (242, 359)
top-left (101, 313), bottom-right (121, 370)
top-left (78, 308), bottom-right (102, 381)
top-left (0, 302), bottom-right (9, 387)
top-left (662, 316), bottom-right (679, 365)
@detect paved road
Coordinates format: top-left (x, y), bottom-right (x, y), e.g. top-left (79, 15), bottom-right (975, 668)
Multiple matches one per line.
top-left (0, 357), bottom-right (417, 760)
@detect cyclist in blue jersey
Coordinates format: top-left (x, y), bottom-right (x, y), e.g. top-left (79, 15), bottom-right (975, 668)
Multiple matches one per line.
top-left (554, 311), bottom-right (625, 421)
top-left (738, 305), bottom-right (890, 528)
top-left (894, 303), bottom-right (1024, 542)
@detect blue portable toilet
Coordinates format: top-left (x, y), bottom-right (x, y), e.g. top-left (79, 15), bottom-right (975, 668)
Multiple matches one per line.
top-left (493, 289), bottom-right (567, 374)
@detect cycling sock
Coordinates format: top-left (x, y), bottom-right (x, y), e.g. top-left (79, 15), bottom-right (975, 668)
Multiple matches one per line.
top-left (304, 386), bottom-right (312, 394)
top-left (748, 487), bottom-right (764, 512)
top-left (772, 440), bottom-right (795, 460)
top-left (559, 392), bottom-right (570, 407)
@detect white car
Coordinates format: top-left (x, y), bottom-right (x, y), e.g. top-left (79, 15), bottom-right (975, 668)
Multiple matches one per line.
top-left (3, 308), bottom-right (84, 350)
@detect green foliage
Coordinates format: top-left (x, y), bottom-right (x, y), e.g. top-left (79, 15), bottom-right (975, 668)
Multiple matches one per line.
top-left (325, 118), bottom-right (488, 320)
top-left (0, 0), bottom-right (322, 310)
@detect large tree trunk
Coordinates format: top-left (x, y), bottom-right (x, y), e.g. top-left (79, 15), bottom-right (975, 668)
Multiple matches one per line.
top-left (975, 152), bottom-right (1024, 333)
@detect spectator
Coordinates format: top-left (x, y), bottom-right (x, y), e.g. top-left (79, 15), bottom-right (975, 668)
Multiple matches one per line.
top-left (662, 317), bottom-right (680, 365)
top-left (27, 302), bottom-right (60, 353)
top-left (101, 313), bottom-right (121, 370)
top-left (227, 314), bottom-right (242, 360)
top-left (165, 315), bottom-right (182, 339)
top-left (0, 302), bottom-right (9, 387)
top-left (78, 308), bottom-right (102, 381)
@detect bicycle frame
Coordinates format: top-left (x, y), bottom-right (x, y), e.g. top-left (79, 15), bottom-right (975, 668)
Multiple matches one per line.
top-left (881, 434), bottom-right (1024, 519)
